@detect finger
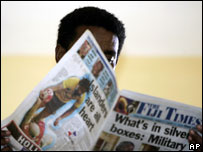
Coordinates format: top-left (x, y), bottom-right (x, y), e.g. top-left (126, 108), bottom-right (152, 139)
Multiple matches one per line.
top-left (55, 120), bottom-right (59, 126)
top-left (188, 135), bottom-right (195, 144)
top-left (1, 138), bottom-right (10, 145)
top-left (1, 131), bottom-right (11, 137)
top-left (196, 125), bottom-right (202, 133)
top-left (1, 145), bottom-right (12, 151)
top-left (189, 130), bottom-right (202, 145)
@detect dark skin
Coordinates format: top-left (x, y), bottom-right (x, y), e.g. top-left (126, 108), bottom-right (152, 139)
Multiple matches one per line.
top-left (188, 125), bottom-right (202, 151)
top-left (55, 25), bottom-right (119, 69)
top-left (1, 131), bottom-right (12, 151)
top-left (20, 83), bottom-right (86, 129)
top-left (1, 25), bottom-right (119, 151)
top-left (1, 26), bottom-right (202, 150)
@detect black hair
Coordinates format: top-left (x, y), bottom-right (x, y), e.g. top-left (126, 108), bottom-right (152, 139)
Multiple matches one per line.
top-left (79, 78), bottom-right (91, 93)
top-left (57, 6), bottom-right (126, 60)
top-left (115, 141), bottom-right (134, 151)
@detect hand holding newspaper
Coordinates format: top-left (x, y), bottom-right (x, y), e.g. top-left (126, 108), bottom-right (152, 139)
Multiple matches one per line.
top-left (94, 90), bottom-right (202, 151)
top-left (1, 30), bottom-right (202, 151)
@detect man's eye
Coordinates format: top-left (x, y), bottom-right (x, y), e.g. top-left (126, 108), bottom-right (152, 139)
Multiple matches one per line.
top-left (107, 56), bottom-right (115, 62)
top-left (107, 58), bottom-right (111, 62)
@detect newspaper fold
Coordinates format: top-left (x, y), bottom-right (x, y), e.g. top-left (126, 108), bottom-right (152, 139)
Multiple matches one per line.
top-left (1, 30), bottom-right (202, 151)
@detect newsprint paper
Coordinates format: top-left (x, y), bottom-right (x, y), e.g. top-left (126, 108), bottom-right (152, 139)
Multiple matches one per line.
top-left (93, 90), bottom-right (202, 151)
top-left (1, 30), bottom-right (202, 151)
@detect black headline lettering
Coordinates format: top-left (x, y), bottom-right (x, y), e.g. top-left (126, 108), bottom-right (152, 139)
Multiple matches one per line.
top-left (115, 113), bottom-right (148, 129)
top-left (148, 134), bottom-right (186, 151)
top-left (90, 81), bottom-right (108, 118)
top-left (164, 126), bottom-right (189, 139)
top-left (79, 106), bottom-right (95, 132)
top-left (85, 97), bottom-right (95, 112)
top-left (151, 123), bottom-right (161, 133)
top-left (110, 123), bottom-right (142, 140)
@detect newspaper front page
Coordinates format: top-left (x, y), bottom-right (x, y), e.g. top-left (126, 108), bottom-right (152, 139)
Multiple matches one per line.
top-left (2, 29), bottom-right (202, 151)
top-left (94, 90), bottom-right (202, 151)
top-left (1, 30), bottom-right (119, 151)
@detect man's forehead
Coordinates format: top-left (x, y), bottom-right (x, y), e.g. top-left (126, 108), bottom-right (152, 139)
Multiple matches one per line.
top-left (76, 26), bottom-right (118, 44)
top-left (75, 25), bottom-right (112, 36)
top-left (75, 25), bottom-right (119, 69)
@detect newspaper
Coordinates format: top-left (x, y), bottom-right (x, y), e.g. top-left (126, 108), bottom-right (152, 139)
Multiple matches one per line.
top-left (1, 30), bottom-right (202, 151)
top-left (93, 90), bottom-right (202, 151)
top-left (1, 30), bottom-right (119, 151)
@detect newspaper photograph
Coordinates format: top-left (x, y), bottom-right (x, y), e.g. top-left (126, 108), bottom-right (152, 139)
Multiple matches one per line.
top-left (93, 90), bottom-right (202, 151)
top-left (1, 30), bottom-right (119, 151)
top-left (1, 29), bottom-right (202, 151)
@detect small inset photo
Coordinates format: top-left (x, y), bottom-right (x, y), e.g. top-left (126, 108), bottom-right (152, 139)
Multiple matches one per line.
top-left (104, 80), bottom-right (113, 97)
top-left (114, 96), bottom-right (139, 115)
top-left (139, 143), bottom-right (160, 151)
top-left (91, 59), bottom-right (104, 78)
top-left (115, 141), bottom-right (135, 151)
top-left (93, 131), bottom-right (120, 151)
top-left (77, 40), bottom-right (91, 59)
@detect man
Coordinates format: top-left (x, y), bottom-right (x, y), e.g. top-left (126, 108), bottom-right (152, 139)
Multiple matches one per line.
top-left (114, 97), bottom-right (128, 115)
top-left (115, 141), bottom-right (135, 151)
top-left (20, 77), bottom-right (91, 127)
top-left (19, 77), bottom-right (90, 146)
top-left (1, 6), bottom-right (202, 151)
top-left (78, 40), bottom-right (92, 59)
top-left (91, 59), bottom-right (104, 78)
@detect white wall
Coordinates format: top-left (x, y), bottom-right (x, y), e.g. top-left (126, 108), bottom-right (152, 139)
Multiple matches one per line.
top-left (1, 1), bottom-right (202, 56)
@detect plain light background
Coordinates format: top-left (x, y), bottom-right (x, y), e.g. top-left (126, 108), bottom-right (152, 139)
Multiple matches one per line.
top-left (1, 1), bottom-right (202, 56)
top-left (1, 1), bottom-right (202, 120)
